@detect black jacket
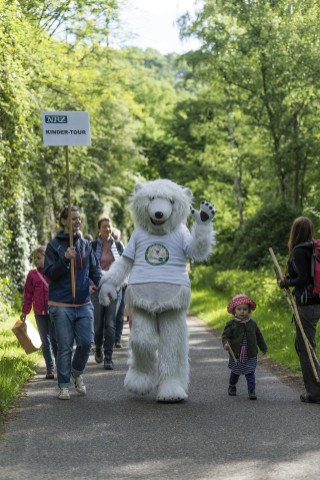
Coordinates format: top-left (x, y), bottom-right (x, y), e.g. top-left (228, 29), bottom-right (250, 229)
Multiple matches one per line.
top-left (288, 244), bottom-right (320, 305)
top-left (222, 318), bottom-right (267, 359)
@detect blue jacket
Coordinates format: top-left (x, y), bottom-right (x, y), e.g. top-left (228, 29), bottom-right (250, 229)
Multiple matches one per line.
top-left (44, 231), bottom-right (102, 305)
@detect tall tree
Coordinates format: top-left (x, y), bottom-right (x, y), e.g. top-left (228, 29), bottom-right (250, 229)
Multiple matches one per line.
top-left (179, 0), bottom-right (320, 211)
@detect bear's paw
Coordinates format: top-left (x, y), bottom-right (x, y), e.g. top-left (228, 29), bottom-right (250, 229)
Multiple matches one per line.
top-left (124, 367), bottom-right (155, 396)
top-left (191, 201), bottom-right (216, 225)
top-left (156, 379), bottom-right (188, 403)
top-left (98, 284), bottom-right (118, 306)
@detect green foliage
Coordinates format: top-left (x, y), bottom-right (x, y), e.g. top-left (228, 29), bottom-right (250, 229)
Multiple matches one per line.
top-left (232, 203), bottom-right (301, 269)
top-left (0, 313), bottom-right (40, 415)
top-left (2, 0), bottom-right (320, 308)
top-left (180, 0), bottom-right (320, 213)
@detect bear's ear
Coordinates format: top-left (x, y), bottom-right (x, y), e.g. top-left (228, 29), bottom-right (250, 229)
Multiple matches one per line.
top-left (134, 183), bottom-right (144, 193)
top-left (183, 188), bottom-right (193, 198)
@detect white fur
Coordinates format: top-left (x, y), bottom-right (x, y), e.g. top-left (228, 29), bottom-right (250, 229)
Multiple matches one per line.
top-left (99, 257), bottom-right (132, 306)
top-left (131, 179), bottom-right (192, 235)
top-left (99, 179), bottom-right (216, 402)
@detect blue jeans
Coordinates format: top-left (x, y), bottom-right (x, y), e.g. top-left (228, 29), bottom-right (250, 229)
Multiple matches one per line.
top-left (35, 314), bottom-right (57, 369)
top-left (91, 292), bottom-right (117, 358)
top-left (49, 304), bottom-right (94, 388)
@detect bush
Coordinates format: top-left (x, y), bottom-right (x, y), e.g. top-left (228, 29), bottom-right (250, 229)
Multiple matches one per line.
top-left (232, 203), bottom-right (300, 269)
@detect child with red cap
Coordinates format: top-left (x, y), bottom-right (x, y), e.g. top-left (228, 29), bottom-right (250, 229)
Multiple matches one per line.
top-left (222, 294), bottom-right (267, 400)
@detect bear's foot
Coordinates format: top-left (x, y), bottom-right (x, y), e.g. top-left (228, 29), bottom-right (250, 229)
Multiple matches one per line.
top-left (124, 367), bottom-right (155, 396)
top-left (156, 379), bottom-right (188, 403)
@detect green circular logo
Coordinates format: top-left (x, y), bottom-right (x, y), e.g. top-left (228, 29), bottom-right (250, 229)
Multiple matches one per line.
top-left (145, 244), bottom-right (169, 265)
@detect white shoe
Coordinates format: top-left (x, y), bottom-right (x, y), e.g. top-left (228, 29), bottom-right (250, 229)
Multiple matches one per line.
top-left (71, 373), bottom-right (86, 395)
top-left (58, 388), bottom-right (70, 400)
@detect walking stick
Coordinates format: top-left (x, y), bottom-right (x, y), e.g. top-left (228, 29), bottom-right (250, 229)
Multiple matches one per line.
top-left (227, 343), bottom-right (238, 365)
top-left (65, 146), bottom-right (75, 300)
top-left (269, 248), bottom-right (320, 382)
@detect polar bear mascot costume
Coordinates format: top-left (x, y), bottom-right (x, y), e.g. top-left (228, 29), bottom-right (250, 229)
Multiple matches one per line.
top-left (99, 179), bottom-right (216, 402)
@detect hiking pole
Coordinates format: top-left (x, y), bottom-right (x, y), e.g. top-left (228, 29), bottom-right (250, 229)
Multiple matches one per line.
top-left (269, 248), bottom-right (320, 382)
top-left (65, 146), bottom-right (75, 300)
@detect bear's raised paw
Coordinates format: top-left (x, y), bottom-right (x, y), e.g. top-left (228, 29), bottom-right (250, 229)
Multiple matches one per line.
top-left (191, 201), bottom-right (216, 224)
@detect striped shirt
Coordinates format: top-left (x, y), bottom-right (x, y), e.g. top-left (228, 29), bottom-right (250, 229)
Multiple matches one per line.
top-left (228, 335), bottom-right (257, 375)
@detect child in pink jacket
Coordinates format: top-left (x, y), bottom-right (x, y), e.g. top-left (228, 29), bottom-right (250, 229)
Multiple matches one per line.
top-left (21, 246), bottom-right (57, 379)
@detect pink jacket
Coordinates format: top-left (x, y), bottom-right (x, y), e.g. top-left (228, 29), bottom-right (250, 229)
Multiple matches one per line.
top-left (22, 268), bottom-right (49, 316)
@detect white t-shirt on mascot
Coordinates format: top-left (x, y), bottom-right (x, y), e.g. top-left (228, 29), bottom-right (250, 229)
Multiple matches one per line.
top-left (123, 225), bottom-right (191, 288)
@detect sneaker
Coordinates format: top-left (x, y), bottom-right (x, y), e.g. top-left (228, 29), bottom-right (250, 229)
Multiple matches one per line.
top-left (115, 341), bottom-right (122, 349)
top-left (248, 389), bottom-right (257, 400)
top-left (228, 385), bottom-right (237, 396)
top-left (58, 388), bottom-right (70, 400)
top-left (104, 357), bottom-right (114, 370)
top-left (94, 347), bottom-right (103, 364)
top-left (46, 368), bottom-right (55, 380)
top-left (71, 373), bottom-right (87, 395)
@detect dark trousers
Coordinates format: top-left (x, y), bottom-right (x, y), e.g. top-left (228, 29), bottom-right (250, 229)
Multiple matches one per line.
top-left (91, 292), bottom-right (117, 358)
top-left (115, 287), bottom-right (126, 342)
top-left (229, 371), bottom-right (256, 391)
top-left (295, 303), bottom-right (320, 401)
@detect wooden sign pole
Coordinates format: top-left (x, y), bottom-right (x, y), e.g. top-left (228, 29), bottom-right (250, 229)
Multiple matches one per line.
top-left (65, 146), bottom-right (75, 300)
top-left (42, 111), bottom-right (91, 301)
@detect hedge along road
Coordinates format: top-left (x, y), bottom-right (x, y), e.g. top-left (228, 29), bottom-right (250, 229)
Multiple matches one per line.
top-left (1, 316), bottom-right (320, 480)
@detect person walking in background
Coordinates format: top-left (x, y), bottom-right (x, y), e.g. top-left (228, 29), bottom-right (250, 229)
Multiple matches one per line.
top-left (92, 218), bottom-right (124, 369)
top-left (112, 227), bottom-right (126, 348)
top-left (222, 294), bottom-right (267, 400)
top-left (45, 206), bottom-right (102, 400)
top-left (21, 246), bottom-right (57, 379)
top-left (279, 216), bottom-right (320, 404)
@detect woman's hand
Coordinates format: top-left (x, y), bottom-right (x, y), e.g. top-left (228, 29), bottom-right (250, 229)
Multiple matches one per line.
top-left (65, 247), bottom-right (76, 260)
top-left (223, 343), bottom-right (230, 351)
top-left (20, 313), bottom-right (26, 322)
top-left (278, 277), bottom-right (291, 289)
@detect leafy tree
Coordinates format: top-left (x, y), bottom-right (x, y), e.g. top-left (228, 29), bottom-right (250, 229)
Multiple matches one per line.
top-left (179, 0), bottom-right (320, 212)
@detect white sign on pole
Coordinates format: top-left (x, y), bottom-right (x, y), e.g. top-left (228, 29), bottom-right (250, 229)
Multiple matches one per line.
top-left (42, 111), bottom-right (91, 146)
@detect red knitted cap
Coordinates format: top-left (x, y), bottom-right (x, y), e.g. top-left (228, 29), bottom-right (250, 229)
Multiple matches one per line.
top-left (227, 294), bottom-right (256, 314)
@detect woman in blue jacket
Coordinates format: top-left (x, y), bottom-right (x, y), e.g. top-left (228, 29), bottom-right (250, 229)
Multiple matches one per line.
top-left (45, 206), bottom-right (101, 400)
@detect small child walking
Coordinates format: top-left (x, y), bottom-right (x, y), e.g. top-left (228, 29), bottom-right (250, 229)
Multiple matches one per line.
top-left (21, 246), bottom-right (57, 379)
top-left (222, 294), bottom-right (267, 400)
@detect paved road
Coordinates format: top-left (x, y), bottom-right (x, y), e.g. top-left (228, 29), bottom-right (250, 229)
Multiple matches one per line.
top-left (1, 316), bottom-right (320, 480)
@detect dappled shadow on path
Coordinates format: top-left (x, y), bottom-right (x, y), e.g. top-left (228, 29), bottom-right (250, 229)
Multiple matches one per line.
top-left (1, 317), bottom-right (320, 480)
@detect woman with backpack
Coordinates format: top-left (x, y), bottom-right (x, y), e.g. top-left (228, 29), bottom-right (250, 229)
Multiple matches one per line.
top-left (279, 216), bottom-right (320, 404)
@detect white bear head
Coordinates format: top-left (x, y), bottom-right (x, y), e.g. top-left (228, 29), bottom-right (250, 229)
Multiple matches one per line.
top-left (131, 179), bottom-right (193, 234)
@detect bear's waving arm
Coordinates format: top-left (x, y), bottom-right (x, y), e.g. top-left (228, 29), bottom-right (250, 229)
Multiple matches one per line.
top-left (187, 201), bottom-right (216, 262)
top-left (98, 256), bottom-right (133, 306)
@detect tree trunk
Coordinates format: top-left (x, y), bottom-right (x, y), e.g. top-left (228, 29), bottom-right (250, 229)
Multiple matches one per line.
top-left (225, 92), bottom-right (244, 229)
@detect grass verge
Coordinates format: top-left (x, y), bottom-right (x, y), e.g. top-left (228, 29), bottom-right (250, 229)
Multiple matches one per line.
top-left (0, 312), bottom-right (41, 437)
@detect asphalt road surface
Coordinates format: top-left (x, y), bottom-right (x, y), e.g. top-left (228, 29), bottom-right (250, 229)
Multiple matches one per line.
top-left (1, 316), bottom-right (320, 480)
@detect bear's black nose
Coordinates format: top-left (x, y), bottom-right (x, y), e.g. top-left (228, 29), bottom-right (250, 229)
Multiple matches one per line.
top-left (155, 212), bottom-right (163, 219)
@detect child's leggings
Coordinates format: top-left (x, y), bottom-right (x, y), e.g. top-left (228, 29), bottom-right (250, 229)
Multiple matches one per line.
top-left (229, 371), bottom-right (255, 391)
